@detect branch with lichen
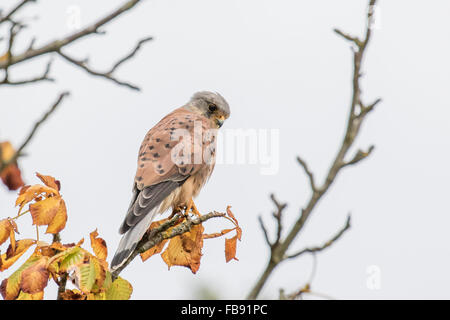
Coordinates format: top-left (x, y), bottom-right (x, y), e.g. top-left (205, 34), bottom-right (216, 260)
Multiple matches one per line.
top-left (110, 211), bottom-right (227, 280)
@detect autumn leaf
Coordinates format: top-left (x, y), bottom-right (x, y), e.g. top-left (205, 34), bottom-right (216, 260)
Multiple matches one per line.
top-left (224, 207), bottom-right (241, 262)
top-left (161, 223), bottom-right (204, 274)
top-left (0, 218), bottom-right (14, 246)
top-left (141, 239), bottom-right (168, 262)
top-left (104, 277), bottom-right (133, 300)
top-left (45, 199), bottom-right (67, 234)
top-left (15, 184), bottom-right (58, 214)
top-left (0, 164), bottom-right (24, 191)
top-left (0, 142), bottom-right (24, 191)
top-left (74, 260), bottom-right (96, 294)
top-left (0, 239), bottom-right (35, 271)
top-left (0, 255), bottom-right (41, 300)
top-left (58, 246), bottom-right (85, 272)
top-left (20, 256), bottom-right (50, 294)
top-left (89, 229), bottom-right (107, 260)
top-left (90, 256), bottom-right (107, 289)
top-left (225, 235), bottom-right (239, 262)
top-left (29, 196), bottom-right (61, 226)
top-left (16, 291), bottom-right (44, 300)
top-left (140, 219), bottom-right (170, 261)
top-left (35, 172), bottom-right (60, 191)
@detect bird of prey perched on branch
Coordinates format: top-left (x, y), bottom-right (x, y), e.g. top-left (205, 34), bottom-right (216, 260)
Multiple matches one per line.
top-left (111, 91), bottom-right (230, 270)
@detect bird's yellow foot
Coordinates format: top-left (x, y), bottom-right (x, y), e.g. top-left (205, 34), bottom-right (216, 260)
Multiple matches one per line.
top-left (185, 199), bottom-right (201, 217)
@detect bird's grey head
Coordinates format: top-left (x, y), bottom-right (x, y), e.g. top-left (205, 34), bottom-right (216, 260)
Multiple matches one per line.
top-left (185, 91), bottom-right (230, 128)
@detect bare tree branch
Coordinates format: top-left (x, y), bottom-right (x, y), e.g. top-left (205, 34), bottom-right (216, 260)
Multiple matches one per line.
top-left (0, 0), bottom-right (145, 69)
top-left (56, 37), bottom-right (152, 91)
top-left (1, 59), bottom-right (54, 85)
top-left (286, 214), bottom-right (351, 259)
top-left (296, 156), bottom-right (317, 192)
top-left (0, 91), bottom-right (70, 172)
top-left (0, 0), bottom-right (36, 24)
top-left (247, 0), bottom-right (380, 300)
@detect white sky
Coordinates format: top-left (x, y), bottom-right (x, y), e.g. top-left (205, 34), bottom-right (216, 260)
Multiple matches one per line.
top-left (1, 0), bottom-right (450, 299)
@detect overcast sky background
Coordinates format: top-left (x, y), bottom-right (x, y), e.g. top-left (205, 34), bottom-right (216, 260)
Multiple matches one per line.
top-left (1, 0), bottom-right (450, 300)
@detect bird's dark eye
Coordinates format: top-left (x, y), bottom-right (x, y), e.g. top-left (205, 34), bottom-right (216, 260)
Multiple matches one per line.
top-left (208, 104), bottom-right (218, 112)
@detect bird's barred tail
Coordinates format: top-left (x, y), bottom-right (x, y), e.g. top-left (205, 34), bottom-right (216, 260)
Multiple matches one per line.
top-left (110, 206), bottom-right (159, 271)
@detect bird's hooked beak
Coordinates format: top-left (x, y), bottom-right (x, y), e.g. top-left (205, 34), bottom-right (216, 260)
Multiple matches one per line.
top-left (215, 116), bottom-right (225, 128)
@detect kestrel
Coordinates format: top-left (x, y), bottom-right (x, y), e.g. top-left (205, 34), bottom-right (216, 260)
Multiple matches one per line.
top-left (111, 91), bottom-right (230, 270)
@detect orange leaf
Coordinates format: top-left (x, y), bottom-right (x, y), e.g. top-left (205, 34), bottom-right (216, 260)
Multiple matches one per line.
top-left (45, 199), bottom-right (67, 234)
top-left (203, 228), bottom-right (235, 239)
top-left (35, 172), bottom-right (61, 191)
top-left (226, 206), bottom-right (242, 240)
top-left (29, 196), bottom-right (61, 226)
top-left (89, 229), bottom-right (108, 261)
top-left (161, 224), bottom-right (204, 274)
top-left (15, 184), bottom-right (59, 214)
top-left (0, 219), bottom-right (13, 246)
top-left (141, 239), bottom-right (168, 262)
top-left (20, 256), bottom-right (49, 294)
top-left (225, 235), bottom-right (239, 262)
top-left (140, 219), bottom-right (170, 261)
top-left (0, 239), bottom-right (35, 271)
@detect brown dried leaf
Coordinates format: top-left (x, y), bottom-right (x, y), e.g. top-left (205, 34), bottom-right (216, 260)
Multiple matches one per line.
top-left (20, 256), bottom-right (49, 294)
top-left (89, 229), bottom-right (107, 261)
top-left (0, 142), bottom-right (24, 191)
top-left (161, 224), bottom-right (204, 274)
top-left (0, 164), bottom-right (24, 191)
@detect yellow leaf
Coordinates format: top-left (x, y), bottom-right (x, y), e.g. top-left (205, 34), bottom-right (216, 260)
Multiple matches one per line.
top-left (16, 290), bottom-right (44, 300)
top-left (0, 218), bottom-right (13, 246)
top-left (20, 256), bottom-right (49, 294)
top-left (45, 199), bottom-right (67, 234)
top-left (161, 224), bottom-right (204, 274)
top-left (29, 196), bottom-right (61, 226)
top-left (105, 277), bottom-right (133, 300)
top-left (0, 239), bottom-right (35, 271)
top-left (15, 184), bottom-right (59, 214)
top-left (89, 229), bottom-right (107, 260)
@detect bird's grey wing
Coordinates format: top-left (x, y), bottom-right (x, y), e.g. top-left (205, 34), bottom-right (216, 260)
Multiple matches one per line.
top-left (119, 178), bottom-right (185, 234)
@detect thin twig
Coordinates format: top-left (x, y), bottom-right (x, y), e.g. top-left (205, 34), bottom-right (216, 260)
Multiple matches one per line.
top-left (0, 59), bottom-right (54, 85)
top-left (0, 0), bottom-right (144, 70)
top-left (0, 92), bottom-right (70, 172)
top-left (286, 214), bottom-right (351, 259)
top-left (0, 0), bottom-right (36, 24)
top-left (56, 37), bottom-right (152, 91)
